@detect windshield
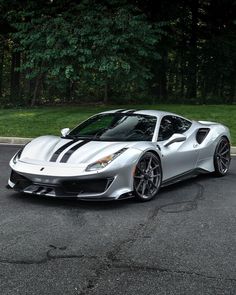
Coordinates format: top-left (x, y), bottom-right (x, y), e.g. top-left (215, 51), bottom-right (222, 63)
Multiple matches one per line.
top-left (67, 113), bottom-right (157, 141)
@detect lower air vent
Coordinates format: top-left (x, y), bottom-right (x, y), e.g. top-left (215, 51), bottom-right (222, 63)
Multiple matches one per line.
top-left (62, 178), bottom-right (114, 194)
top-left (196, 128), bottom-right (210, 144)
top-left (10, 170), bottom-right (32, 189)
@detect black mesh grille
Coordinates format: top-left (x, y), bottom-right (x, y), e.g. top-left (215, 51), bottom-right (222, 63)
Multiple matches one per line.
top-left (10, 170), bottom-right (113, 196)
top-left (61, 178), bottom-right (113, 194)
top-left (10, 170), bottom-right (32, 190)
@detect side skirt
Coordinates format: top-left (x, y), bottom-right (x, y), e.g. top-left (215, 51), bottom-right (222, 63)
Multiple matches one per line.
top-left (161, 168), bottom-right (209, 188)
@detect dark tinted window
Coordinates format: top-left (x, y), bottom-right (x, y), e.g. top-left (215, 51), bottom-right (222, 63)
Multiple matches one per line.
top-left (158, 115), bottom-right (191, 141)
top-left (68, 113), bottom-right (157, 141)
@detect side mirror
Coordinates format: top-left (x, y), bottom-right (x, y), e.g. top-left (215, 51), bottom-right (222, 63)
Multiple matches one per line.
top-left (61, 128), bottom-right (70, 137)
top-left (164, 133), bottom-right (186, 147)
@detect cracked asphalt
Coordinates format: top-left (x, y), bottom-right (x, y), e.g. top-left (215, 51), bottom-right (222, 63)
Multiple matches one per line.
top-left (0, 145), bottom-right (236, 295)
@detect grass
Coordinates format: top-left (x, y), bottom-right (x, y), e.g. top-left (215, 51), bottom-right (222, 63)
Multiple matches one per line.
top-left (0, 104), bottom-right (235, 144)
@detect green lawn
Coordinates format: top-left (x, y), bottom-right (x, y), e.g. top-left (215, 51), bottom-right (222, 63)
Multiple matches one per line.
top-left (0, 104), bottom-right (235, 144)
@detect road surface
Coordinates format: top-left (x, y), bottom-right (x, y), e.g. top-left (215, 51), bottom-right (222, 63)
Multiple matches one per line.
top-left (0, 145), bottom-right (236, 294)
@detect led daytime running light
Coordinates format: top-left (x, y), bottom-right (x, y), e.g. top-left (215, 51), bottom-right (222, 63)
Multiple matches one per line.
top-left (86, 148), bottom-right (127, 171)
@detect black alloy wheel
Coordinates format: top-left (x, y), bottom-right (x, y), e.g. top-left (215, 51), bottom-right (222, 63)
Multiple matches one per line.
top-left (214, 137), bottom-right (231, 176)
top-left (133, 152), bottom-right (162, 201)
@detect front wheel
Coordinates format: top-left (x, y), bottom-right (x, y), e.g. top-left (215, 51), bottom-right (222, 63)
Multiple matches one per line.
top-left (214, 137), bottom-right (231, 176)
top-left (133, 152), bottom-right (162, 201)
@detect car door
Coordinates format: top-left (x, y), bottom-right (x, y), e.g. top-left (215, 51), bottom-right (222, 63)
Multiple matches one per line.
top-left (157, 115), bottom-right (199, 181)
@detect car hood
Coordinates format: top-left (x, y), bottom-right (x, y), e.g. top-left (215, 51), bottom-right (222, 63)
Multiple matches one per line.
top-left (19, 135), bottom-right (140, 165)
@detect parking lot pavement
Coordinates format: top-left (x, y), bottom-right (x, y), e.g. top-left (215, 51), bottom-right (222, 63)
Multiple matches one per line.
top-left (0, 145), bottom-right (236, 295)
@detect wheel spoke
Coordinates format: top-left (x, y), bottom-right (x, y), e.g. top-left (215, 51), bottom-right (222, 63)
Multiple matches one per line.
top-left (219, 160), bottom-right (224, 172)
top-left (150, 164), bottom-right (159, 171)
top-left (146, 182), bottom-right (152, 195)
top-left (136, 179), bottom-right (144, 192)
top-left (221, 159), bottom-right (228, 169)
top-left (221, 148), bottom-right (229, 156)
top-left (151, 173), bottom-right (160, 177)
top-left (142, 182), bottom-right (147, 196)
top-left (148, 179), bottom-right (158, 189)
top-left (147, 156), bottom-right (152, 171)
top-left (219, 143), bottom-right (228, 153)
top-left (221, 155), bottom-right (229, 161)
top-left (221, 158), bottom-right (229, 164)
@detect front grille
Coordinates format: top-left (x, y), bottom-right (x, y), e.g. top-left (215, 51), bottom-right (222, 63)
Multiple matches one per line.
top-left (10, 170), bottom-right (113, 196)
top-left (61, 178), bottom-right (114, 194)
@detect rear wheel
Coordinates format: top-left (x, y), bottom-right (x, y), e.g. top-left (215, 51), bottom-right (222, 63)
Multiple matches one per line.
top-left (133, 152), bottom-right (162, 201)
top-left (214, 137), bottom-right (231, 176)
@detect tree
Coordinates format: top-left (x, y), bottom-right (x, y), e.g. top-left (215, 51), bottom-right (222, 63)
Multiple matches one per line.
top-left (0, 0), bottom-right (235, 105)
top-left (12, 0), bottom-right (166, 105)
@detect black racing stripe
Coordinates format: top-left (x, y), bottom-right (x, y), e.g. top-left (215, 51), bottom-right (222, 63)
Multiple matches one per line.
top-left (50, 140), bottom-right (76, 162)
top-left (60, 140), bottom-right (90, 163)
top-left (115, 109), bottom-right (126, 113)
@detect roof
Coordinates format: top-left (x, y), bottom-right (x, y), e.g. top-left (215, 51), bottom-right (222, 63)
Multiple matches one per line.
top-left (101, 109), bottom-right (180, 118)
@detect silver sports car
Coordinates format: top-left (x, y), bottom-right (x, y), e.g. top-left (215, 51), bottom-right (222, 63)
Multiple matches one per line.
top-left (8, 109), bottom-right (231, 201)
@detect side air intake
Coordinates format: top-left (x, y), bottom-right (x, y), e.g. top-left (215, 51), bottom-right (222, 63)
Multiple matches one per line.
top-left (196, 128), bottom-right (210, 144)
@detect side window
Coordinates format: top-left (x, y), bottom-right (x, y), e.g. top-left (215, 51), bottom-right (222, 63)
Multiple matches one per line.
top-left (158, 116), bottom-right (192, 141)
top-left (158, 116), bottom-right (175, 141)
top-left (172, 116), bottom-right (192, 134)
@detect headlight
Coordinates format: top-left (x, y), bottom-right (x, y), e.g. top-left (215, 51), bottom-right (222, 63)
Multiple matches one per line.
top-left (86, 148), bottom-right (127, 171)
top-left (12, 148), bottom-right (23, 164)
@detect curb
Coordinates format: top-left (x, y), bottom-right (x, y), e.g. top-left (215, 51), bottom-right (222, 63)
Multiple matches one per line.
top-left (0, 136), bottom-right (236, 154)
top-left (231, 147), bottom-right (236, 155)
top-left (0, 137), bottom-right (32, 145)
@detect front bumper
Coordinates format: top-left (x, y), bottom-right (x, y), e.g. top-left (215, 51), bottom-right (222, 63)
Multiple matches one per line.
top-left (8, 146), bottom-right (142, 200)
top-left (8, 167), bottom-right (134, 201)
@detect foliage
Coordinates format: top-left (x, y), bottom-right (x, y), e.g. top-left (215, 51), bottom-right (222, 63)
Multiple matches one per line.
top-left (0, 0), bottom-right (235, 105)
top-left (11, 0), bottom-right (165, 103)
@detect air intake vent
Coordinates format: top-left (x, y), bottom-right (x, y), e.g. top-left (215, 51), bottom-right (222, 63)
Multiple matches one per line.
top-left (61, 178), bottom-right (114, 194)
top-left (10, 170), bottom-right (32, 190)
top-left (196, 128), bottom-right (210, 144)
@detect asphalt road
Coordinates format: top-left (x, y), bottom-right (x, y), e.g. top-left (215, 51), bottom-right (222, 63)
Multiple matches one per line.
top-left (0, 145), bottom-right (236, 295)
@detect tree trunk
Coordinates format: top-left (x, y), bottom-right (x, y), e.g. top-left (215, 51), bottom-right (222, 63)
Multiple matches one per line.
top-left (167, 63), bottom-right (173, 100)
top-left (186, 0), bottom-right (198, 100)
top-left (152, 48), bottom-right (168, 102)
top-left (180, 46), bottom-right (185, 99)
top-left (0, 37), bottom-right (4, 98)
top-left (10, 48), bottom-right (21, 101)
top-left (219, 75), bottom-right (225, 103)
top-left (65, 79), bottom-right (73, 102)
top-left (229, 75), bottom-right (236, 104)
top-left (200, 77), bottom-right (206, 104)
top-left (31, 75), bottom-right (42, 106)
top-left (160, 50), bottom-right (168, 101)
top-left (104, 79), bottom-right (108, 104)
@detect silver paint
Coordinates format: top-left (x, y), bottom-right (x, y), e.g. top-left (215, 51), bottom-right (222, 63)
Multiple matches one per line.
top-left (8, 109), bottom-right (231, 200)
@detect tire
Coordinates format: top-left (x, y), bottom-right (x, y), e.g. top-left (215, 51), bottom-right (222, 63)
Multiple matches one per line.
top-left (133, 152), bottom-right (162, 201)
top-left (214, 137), bottom-right (231, 177)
